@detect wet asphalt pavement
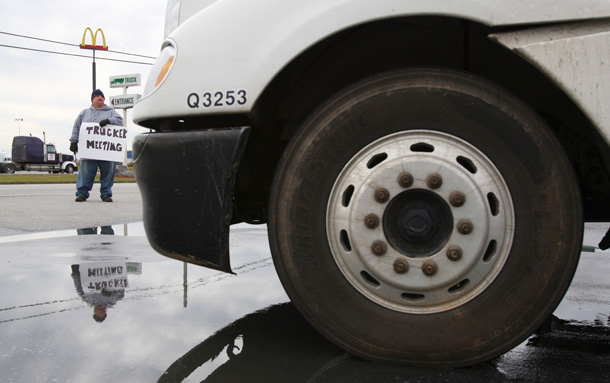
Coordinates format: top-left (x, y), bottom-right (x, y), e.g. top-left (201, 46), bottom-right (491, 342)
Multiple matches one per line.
top-left (0, 184), bottom-right (609, 382)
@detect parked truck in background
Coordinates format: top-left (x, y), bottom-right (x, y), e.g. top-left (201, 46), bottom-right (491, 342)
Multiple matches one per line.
top-left (131, 0), bottom-right (610, 367)
top-left (12, 136), bottom-right (77, 174)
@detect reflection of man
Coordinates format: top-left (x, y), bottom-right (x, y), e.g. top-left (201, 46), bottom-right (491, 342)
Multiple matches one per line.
top-left (71, 263), bottom-right (126, 322)
top-left (94, 304), bottom-right (108, 322)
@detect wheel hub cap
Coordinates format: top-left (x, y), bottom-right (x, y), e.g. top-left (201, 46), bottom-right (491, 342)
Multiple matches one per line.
top-left (326, 130), bottom-right (515, 313)
top-left (385, 189), bottom-right (453, 258)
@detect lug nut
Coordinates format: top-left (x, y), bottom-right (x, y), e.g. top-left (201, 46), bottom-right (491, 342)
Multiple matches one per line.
top-left (446, 246), bottom-right (462, 261)
top-left (426, 174), bottom-right (443, 189)
top-left (450, 191), bottom-right (466, 207)
top-left (457, 220), bottom-right (473, 235)
top-left (394, 260), bottom-right (409, 274)
top-left (371, 241), bottom-right (387, 256)
top-left (374, 188), bottom-right (390, 203)
top-left (398, 172), bottom-right (414, 188)
top-left (364, 214), bottom-right (380, 229)
top-left (422, 261), bottom-right (438, 276)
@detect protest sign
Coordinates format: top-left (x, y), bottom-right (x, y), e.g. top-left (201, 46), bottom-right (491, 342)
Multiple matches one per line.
top-left (78, 122), bottom-right (127, 163)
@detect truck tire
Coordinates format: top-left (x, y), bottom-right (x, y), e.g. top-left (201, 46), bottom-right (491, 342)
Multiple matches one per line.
top-left (3, 164), bottom-right (16, 174)
top-left (64, 164), bottom-right (75, 174)
top-left (268, 68), bottom-right (583, 366)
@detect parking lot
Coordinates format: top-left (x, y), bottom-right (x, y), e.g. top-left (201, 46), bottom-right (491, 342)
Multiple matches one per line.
top-left (0, 184), bottom-right (609, 382)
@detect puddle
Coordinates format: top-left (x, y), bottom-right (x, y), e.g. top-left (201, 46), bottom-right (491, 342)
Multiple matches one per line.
top-left (0, 223), bottom-right (609, 382)
top-left (0, 222), bottom-right (286, 382)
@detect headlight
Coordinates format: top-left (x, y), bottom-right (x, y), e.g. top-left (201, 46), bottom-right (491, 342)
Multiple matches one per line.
top-left (143, 43), bottom-right (176, 98)
top-left (165, 0), bottom-right (181, 38)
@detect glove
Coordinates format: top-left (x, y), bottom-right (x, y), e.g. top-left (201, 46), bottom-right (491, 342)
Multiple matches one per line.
top-left (99, 119), bottom-right (110, 127)
top-left (70, 142), bottom-right (78, 153)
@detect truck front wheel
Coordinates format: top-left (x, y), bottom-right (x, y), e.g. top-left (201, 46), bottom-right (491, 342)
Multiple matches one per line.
top-left (3, 164), bottom-right (16, 174)
top-left (268, 68), bottom-right (583, 366)
top-left (64, 164), bottom-right (75, 174)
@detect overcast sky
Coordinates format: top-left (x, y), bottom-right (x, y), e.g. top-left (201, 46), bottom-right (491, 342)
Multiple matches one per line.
top-left (0, 0), bottom-right (167, 155)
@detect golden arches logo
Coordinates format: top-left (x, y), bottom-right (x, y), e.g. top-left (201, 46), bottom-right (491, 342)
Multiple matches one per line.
top-left (80, 27), bottom-right (108, 50)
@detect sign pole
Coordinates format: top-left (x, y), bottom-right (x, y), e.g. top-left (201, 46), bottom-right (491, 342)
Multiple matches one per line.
top-left (123, 86), bottom-right (128, 166)
top-left (108, 73), bottom-right (142, 173)
top-left (80, 28), bottom-right (108, 92)
top-left (92, 50), bottom-right (96, 91)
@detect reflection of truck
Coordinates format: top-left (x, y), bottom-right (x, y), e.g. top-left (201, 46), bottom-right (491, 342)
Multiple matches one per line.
top-left (132, 0), bottom-right (610, 367)
top-left (12, 136), bottom-right (77, 173)
top-left (0, 151), bottom-right (16, 174)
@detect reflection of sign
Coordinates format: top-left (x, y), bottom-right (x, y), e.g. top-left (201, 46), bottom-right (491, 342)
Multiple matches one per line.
top-left (78, 122), bottom-right (127, 163)
top-left (80, 27), bottom-right (108, 50)
top-left (110, 74), bottom-right (141, 88)
top-left (110, 94), bottom-right (141, 109)
top-left (126, 262), bottom-right (142, 275)
top-left (80, 262), bottom-right (128, 292)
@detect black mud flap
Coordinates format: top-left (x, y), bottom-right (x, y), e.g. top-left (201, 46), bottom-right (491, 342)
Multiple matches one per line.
top-left (133, 128), bottom-right (250, 273)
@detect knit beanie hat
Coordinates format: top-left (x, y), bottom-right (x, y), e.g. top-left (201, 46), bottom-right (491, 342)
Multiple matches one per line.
top-left (91, 89), bottom-right (105, 101)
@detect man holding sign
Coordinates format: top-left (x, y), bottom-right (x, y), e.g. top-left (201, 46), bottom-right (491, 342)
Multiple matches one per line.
top-left (70, 89), bottom-right (124, 202)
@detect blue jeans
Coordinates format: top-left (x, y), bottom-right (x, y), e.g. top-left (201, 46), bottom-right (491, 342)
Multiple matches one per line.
top-left (75, 160), bottom-right (116, 199)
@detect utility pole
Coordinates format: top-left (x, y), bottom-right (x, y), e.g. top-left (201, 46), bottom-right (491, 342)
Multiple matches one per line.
top-left (14, 118), bottom-right (23, 136)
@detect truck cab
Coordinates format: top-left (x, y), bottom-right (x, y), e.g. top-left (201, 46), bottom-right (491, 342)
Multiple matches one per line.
top-left (132, 0), bottom-right (610, 366)
top-left (12, 136), bottom-right (77, 173)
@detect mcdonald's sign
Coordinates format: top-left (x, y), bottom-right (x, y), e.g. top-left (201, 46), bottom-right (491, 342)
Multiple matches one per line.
top-left (80, 27), bottom-right (108, 50)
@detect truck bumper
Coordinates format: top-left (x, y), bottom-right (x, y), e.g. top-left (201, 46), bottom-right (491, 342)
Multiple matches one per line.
top-left (132, 128), bottom-right (251, 273)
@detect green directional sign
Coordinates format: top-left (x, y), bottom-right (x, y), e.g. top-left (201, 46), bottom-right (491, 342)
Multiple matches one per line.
top-left (109, 74), bottom-right (141, 88)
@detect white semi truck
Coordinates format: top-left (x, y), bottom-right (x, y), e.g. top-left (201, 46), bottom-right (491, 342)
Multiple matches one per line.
top-left (0, 151), bottom-right (16, 174)
top-left (132, 0), bottom-right (610, 366)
